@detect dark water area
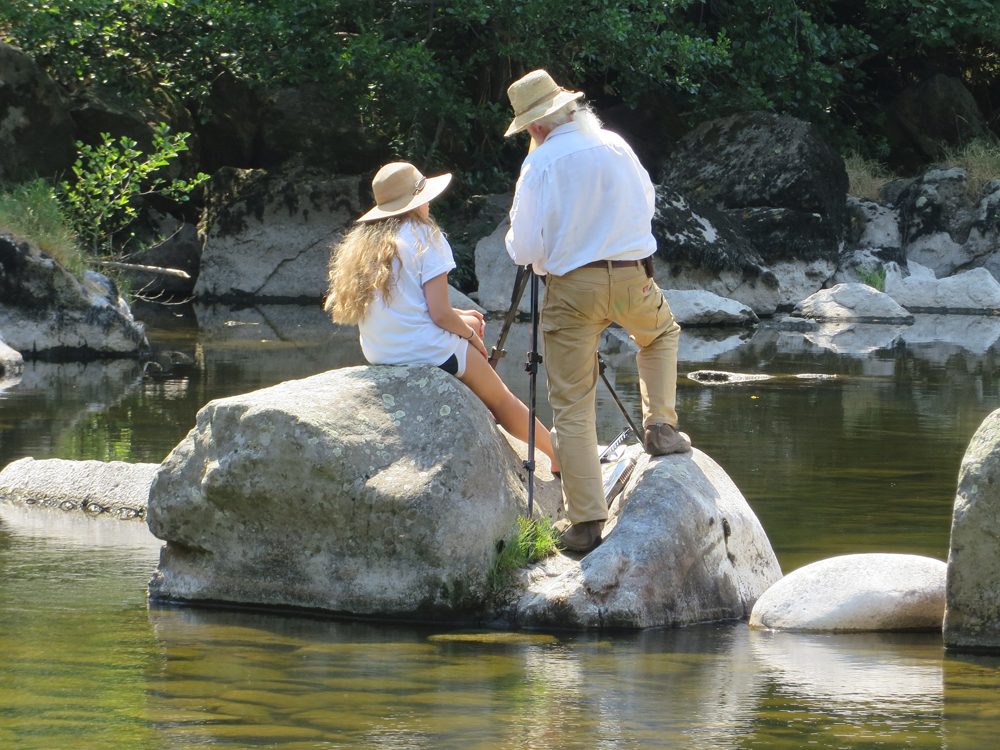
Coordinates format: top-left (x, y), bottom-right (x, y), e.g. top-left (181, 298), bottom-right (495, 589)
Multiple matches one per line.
top-left (3, 303), bottom-right (1000, 748)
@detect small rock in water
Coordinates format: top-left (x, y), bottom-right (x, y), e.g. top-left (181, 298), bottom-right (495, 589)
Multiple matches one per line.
top-left (750, 553), bottom-right (946, 632)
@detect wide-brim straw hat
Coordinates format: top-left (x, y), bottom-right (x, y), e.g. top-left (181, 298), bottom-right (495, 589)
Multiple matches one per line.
top-left (504, 69), bottom-right (584, 137)
top-left (357, 162), bottom-right (452, 223)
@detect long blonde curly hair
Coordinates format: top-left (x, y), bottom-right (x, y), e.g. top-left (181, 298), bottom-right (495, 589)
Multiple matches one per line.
top-left (325, 210), bottom-right (441, 324)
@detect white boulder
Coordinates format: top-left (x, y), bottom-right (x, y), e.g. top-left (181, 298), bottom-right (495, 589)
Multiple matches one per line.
top-left (473, 218), bottom-right (528, 314)
top-left (795, 283), bottom-right (913, 322)
top-left (750, 553), bottom-right (946, 631)
top-left (885, 261), bottom-right (1000, 312)
top-left (664, 289), bottom-right (758, 326)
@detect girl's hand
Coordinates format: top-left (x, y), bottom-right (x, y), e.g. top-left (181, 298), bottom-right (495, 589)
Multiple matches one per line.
top-left (458, 312), bottom-right (486, 339)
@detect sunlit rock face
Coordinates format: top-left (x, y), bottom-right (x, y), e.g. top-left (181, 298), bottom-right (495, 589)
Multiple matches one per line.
top-left (0, 233), bottom-right (149, 358)
top-left (750, 554), bottom-right (946, 632)
top-left (501, 449), bottom-right (783, 630)
top-left (945, 407), bottom-right (1000, 651)
top-left (147, 365), bottom-right (530, 620)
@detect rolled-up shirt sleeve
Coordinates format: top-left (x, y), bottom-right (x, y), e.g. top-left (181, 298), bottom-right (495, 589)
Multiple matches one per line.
top-left (505, 171), bottom-right (546, 268)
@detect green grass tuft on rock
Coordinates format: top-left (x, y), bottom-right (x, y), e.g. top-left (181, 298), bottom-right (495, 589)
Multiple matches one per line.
top-left (488, 516), bottom-right (560, 593)
top-left (940, 138), bottom-right (1000, 199)
top-left (0, 179), bottom-right (84, 275)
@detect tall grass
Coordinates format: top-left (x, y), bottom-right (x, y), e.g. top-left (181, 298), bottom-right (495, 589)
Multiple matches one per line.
top-left (488, 516), bottom-right (560, 593)
top-left (0, 179), bottom-right (84, 274)
top-left (844, 152), bottom-right (894, 202)
top-left (940, 138), bottom-right (1000, 198)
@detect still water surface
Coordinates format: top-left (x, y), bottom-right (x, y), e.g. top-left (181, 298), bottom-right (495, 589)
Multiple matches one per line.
top-left (2, 304), bottom-right (1000, 748)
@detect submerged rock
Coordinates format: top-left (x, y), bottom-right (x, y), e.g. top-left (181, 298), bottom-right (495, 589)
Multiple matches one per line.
top-left (147, 365), bottom-right (532, 620)
top-left (945, 408), bottom-right (1000, 652)
top-left (0, 232), bottom-right (149, 358)
top-left (750, 554), bottom-right (946, 632)
top-left (501, 449), bottom-right (783, 629)
top-left (0, 457), bottom-right (155, 520)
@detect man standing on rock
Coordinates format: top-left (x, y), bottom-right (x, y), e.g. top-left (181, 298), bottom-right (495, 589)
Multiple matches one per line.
top-left (504, 69), bottom-right (691, 553)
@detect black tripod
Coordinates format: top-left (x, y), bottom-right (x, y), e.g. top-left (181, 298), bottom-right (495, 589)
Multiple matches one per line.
top-left (488, 266), bottom-right (641, 519)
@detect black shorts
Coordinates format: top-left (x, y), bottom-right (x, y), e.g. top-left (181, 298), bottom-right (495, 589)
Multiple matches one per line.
top-left (437, 353), bottom-right (459, 375)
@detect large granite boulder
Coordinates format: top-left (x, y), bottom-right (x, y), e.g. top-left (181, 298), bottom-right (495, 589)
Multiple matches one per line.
top-left (147, 365), bottom-right (534, 619)
top-left (658, 113), bottom-right (848, 312)
top-left (500, 449), bottom-right (783, 629)
top-left (749, 554), bottom-right (946, 632)
top-left (0, 42), bottom-right (76, 182)
top-left (0, 232), bottom-right (149, 358)
top-left (473, 216), bottom-right (529, 314)
top-left (945, 407), bottom-right (1000, 651)
top-left (0, 457), bottom-right (155, 521)
top-left (193, 165), bottom-right (362, 301)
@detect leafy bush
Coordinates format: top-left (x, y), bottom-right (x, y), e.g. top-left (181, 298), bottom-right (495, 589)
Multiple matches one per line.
top-left (0, 179), bottom-right (83, 274)
top-left (58, 124), bottom-right (208, 255)
top-left (856, 264), bottom-right (887, 292)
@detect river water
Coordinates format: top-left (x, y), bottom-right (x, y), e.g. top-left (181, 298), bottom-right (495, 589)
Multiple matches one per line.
top-left (2, 304), bottom-right (1000, 749)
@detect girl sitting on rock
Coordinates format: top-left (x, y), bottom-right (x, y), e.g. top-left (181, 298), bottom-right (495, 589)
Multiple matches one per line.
top-left (325, 161), bottom-right (559, 473)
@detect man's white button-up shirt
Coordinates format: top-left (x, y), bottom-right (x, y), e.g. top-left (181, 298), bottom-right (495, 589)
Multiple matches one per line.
top-left (505, 121), bottom-right (657, 277)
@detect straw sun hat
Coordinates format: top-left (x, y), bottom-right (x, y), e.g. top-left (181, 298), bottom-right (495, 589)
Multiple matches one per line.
top-left (357, 162), bottom-right (452, 223)
top-left (504, 69), bottom-right (584, 137)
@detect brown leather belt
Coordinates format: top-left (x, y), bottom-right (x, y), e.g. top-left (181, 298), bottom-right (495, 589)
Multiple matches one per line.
top-left (579, 259), bottom-right (643, 269)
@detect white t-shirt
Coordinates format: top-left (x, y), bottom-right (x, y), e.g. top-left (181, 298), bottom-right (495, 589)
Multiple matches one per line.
top-left (359, 221), bottom-right (464, 367)
top-left (505, 121), bottom-right (657, 276)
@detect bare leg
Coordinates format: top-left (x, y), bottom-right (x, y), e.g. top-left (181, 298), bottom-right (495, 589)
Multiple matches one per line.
top-left (457, 342), bottom-right (559, 473)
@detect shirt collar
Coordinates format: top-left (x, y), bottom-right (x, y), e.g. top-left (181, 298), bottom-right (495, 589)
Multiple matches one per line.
top-left (545, 121), bottom-right (580, 141)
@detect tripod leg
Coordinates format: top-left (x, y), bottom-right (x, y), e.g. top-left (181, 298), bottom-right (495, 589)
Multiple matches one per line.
top-left (525, 270), bottom-right (541, 524)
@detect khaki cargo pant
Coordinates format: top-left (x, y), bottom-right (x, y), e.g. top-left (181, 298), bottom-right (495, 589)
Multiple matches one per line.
top-left (541, 261), bottom-right (680, 525)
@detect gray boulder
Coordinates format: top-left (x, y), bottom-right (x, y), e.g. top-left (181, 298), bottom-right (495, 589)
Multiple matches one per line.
top-left (194, 165), bottom-right (362, 301)
top-left (663, 289), bottom-right (758, 326)
top-left (0, 42), bottom-right (76, 182)
top-left (0, 457), bottom-right (156, 520)
top-left (885, 261), bottom-right (1000, 313)
top-left (945, 407), bottom-right (1000, 651)
top-left (147, 365), bottom-right (532, 619)
top-left (749, 554), bottom-right (946, 632)
top-left (121, 220), bottom-right (202, 297)
top-left (502, 449), bottom-right (783, 629)
top-left (795, 283), bottom-right (914, 323)
top-left (0, 232), bottom-right (149, 357)
top-left (473, 217), bottom-right (528, 313)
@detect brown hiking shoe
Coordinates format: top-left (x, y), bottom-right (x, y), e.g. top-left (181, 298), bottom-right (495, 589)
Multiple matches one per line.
top-left (644, 423), bottom-right (692, 456)
top-left (554, 518), bottom-right (604, 553)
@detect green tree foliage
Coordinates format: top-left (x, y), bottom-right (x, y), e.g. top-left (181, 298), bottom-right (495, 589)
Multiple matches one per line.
top-left (6, 0), bottom-right (999, 173)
